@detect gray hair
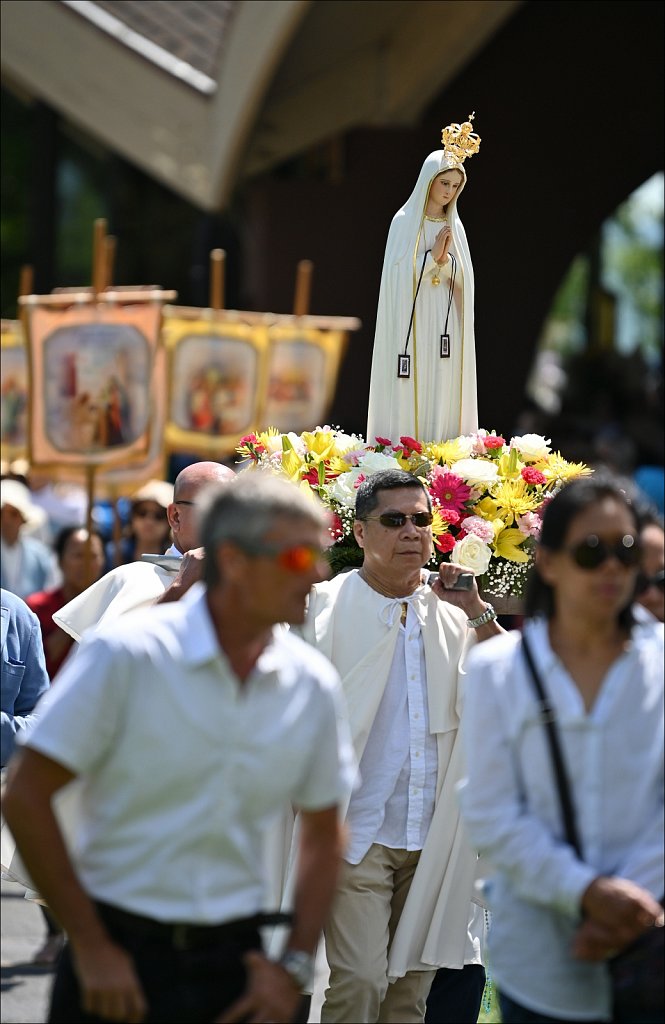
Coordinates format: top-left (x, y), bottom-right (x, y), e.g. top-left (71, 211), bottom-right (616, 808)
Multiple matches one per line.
top-left (199, 471), bottom-right (329, 588)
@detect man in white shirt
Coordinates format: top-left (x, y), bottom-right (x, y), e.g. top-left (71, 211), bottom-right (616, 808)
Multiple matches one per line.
top-left (2, 473), bottom-right (355, 1024)
top-left (54, 460), bottom-right (235, 642)
top-left (300, 469), bottom-right (503, 1024)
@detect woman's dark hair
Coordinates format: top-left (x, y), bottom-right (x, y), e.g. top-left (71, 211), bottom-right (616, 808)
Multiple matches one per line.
top-left (54, 524), bottom-right (104, 562)
top-left (525, 474), bottom-right (639, 629)
top-left (355, 470), bottom-right (430, 521)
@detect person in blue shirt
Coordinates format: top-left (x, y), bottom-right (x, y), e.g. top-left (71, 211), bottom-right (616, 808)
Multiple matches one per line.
top-left (1, 587), bottom-right (50, 767)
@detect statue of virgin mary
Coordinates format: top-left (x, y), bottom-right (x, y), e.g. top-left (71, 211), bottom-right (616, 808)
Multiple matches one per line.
top-left (366, 116), bottom-right (481, 444)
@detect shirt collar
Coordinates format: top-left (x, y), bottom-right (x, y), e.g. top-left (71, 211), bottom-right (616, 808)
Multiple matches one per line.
top-left (178, 583), bottom-right (285, 680)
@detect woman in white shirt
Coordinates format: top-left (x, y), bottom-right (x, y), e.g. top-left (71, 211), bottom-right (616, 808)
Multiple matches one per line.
top-left (458, 475), bottom-right (663, 1023)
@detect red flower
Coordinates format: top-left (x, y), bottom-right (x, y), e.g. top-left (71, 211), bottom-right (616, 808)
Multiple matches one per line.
top-left (434, 533), bottom-right (456, 554)
top-left (374, 436), bottom-right (392, 447)
top-left (483, 435), bottom-right (505, 449)
top-left (521, 467), bottom-right (547, 486)
top-left (397, 436), bottom-right (423, 454)
top-left (428, 469), bottom-right (471, 513)
top-left (327, 512), bottom-right (344, 544)
top-left (302, 467), bottom-right (321, 486)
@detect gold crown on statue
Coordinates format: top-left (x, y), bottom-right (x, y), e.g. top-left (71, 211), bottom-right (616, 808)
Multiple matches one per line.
top-left (440, 112), bottom-right (481, 164)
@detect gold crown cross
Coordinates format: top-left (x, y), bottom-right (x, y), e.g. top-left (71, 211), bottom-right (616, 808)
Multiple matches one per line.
top-left (440, 112), bottom-right (481, 164)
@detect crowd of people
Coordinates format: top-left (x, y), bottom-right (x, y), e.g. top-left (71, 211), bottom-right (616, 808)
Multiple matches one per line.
top-left (1, 455), bottom-right (663, 1024)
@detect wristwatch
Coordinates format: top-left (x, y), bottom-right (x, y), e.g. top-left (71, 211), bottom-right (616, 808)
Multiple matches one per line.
top-left (466, 602), bottom-right (497, 628)
top-left (278, 949), bottom-right (315, 990)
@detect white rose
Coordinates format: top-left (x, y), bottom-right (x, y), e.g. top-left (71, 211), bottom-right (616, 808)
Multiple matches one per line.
top-left (326, 469), bottom-right (363, 508)
top-left (510, 433), bottom-right (552, 462)
top-left (450, 458), bottom-right (499, 485)
top-left (451, 534), bottom-right (493, 576)
top-left (263, 431), bottom-right (306, 456)
top-left (357, 451), bottom-right (401, 474)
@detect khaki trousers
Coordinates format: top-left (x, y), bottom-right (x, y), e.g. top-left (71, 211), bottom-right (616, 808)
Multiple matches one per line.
top-left (320, 844), bottom-right (436, 1024)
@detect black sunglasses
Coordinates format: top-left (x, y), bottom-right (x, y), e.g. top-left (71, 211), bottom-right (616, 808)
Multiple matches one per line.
top-left (362, 511), bottom-right (433, 529)
top-left (565, 534), bottom-right (641, 570)
top-left (635, 568), bottom-right (665, 595)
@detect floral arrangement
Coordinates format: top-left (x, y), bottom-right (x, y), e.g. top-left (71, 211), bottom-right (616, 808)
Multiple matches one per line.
top-left (236, 427), bottom-right (592, 598)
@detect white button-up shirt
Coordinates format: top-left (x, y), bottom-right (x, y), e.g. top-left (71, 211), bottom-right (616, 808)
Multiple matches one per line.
top-left (458, 618), bottom-right (664, 1020)
top-left (22, 584), bottom-right (356, 924)
top-left (346, 600), bottom-right (438, 864)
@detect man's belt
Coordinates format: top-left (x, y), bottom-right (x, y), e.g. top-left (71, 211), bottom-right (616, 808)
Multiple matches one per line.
top-left (95, 901), bottom-right (292, 951)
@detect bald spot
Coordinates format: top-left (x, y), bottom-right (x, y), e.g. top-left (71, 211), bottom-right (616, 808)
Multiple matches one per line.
top-left (173, 462), bottom-right (235, 502)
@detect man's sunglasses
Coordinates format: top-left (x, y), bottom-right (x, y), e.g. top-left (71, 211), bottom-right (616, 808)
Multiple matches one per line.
top-left (361, 511), bottom-right (433, 529)
top-left (565, 534), bottom-right (641, 570)
top-left (237, 541), bottom-right (327, 573)
top-left (635, 568), bottom-right (665, 595)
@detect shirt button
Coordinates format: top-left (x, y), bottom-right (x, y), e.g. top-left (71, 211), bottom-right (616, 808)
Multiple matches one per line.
top-left (415, 751), bottom-right (420, 758)
top-left (414, 713), bottom-right (420, 719)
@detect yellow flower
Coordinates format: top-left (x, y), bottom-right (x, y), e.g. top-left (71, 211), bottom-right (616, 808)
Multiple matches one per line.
top-left (493, 527), bottom-right (531, 563)
top-left (302, 430), bottom-right (339, 461)
top-left (281, 448), bottom-right (304, 481)
top-left (430, 507), bottom-right (449, 538)
top-left (497, 451), bottom-right (525, 479)
top-left (326, 456), bottom-right (352, 477)
top-left (423, 439), bottom-right (469, 465)
top-left (535, 452), bottom-right (593, 484)
top-left (473, 497), bottom-right (512, 528)
top-left (491, 478), bottom-right (541, 520)
top-left (255, 427), bottom-right (281, 449)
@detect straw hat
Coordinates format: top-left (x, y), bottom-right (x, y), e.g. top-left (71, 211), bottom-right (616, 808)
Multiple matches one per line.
top-left (129, 479), bottom-right (174, 510)
top-left (0, 478), bottom-right (47, 528)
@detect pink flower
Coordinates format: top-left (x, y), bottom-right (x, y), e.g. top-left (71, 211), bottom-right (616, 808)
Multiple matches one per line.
top-left (521, 467), bottom-right (547, 486)
top-left (437, 507), bottom-right (461, 525)
top-left (517, 512), bottom-right (542, 538)
top-left (353, 473), bottom-right (366, 489)
top-left (483, 435), bottom-right (505, 450)
top-left (434, 532), bottom-right (456, 554)
top-left (460, 515), bottom-right (495, 543)
top-left (428, 468), bottom-right (471, 513)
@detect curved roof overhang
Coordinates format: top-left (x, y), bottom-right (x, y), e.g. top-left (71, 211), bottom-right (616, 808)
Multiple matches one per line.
top-left (1, 0), bottom-right (520, 211)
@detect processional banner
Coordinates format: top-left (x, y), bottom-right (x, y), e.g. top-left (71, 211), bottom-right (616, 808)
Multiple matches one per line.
top-left (23, 294), bottom-right (165, 471)
top-left (162, 314), bottom-right (269, 458)
top-left (0, 319), bottom-right (28, 462)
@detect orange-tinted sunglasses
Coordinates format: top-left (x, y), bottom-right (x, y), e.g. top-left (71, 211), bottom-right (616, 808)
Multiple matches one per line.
top-left (237, 541), bottom-right (327, 573)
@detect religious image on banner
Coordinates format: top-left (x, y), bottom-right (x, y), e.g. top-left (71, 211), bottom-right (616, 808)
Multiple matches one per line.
top-left (263, 328), bottom-right (347, 433)
top-left (26, 299), bottom-right (162, 467)
top-left (162, 317), bottom-right (268, 457)
top-left (0, 320), bottom-right (28, 458)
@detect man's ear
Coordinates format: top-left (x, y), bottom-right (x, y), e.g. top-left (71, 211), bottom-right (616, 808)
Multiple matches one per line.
top-left (353, 520), bottom-right (365, 550)
top-left (167, 502), bottom-right (179, 533)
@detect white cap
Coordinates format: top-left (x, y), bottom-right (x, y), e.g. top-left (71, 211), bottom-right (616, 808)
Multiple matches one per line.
top-left (0, 478), bottom-right (47, 528)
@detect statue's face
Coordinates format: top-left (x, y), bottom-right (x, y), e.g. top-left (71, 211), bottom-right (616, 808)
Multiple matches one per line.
top-left (428, 169), bottom-right (463, 210)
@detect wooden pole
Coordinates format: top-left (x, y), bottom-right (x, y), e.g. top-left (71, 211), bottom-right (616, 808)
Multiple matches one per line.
top-left (104, 235), bottom-right (117, 291)
top-left (92, 218), bottom-right (107, 296)
top-left (293, 260), bottom-right (313, 316)
top-left (84, 464), bottom-right (96, 586)
top-left (209, 248), bottom-right (226, 310)
top-left (18, 264), bottom-right (34, 299)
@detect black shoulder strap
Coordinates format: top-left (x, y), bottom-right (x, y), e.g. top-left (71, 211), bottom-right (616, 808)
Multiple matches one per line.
top-left (521, 634), bottom-right (584, 859)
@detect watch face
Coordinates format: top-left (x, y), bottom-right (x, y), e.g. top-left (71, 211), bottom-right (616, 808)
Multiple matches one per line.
top-left (280, 950), bottom-right (314, 989)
